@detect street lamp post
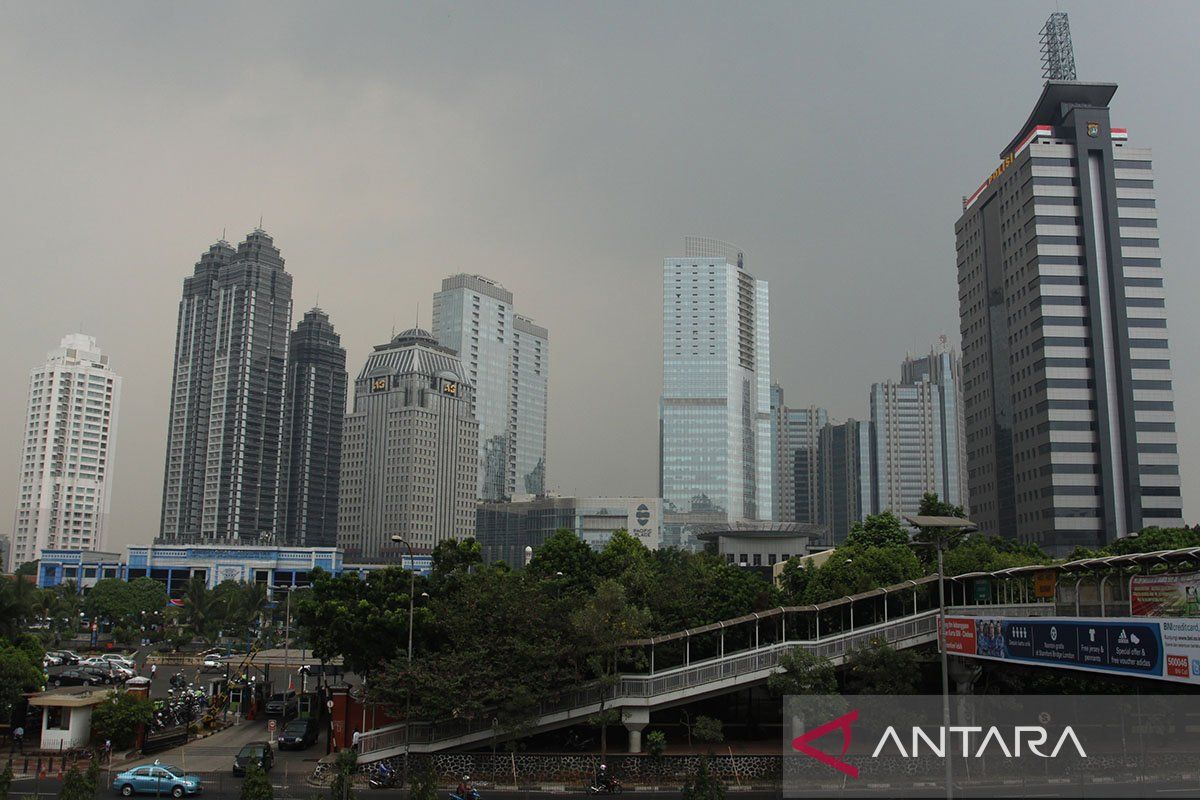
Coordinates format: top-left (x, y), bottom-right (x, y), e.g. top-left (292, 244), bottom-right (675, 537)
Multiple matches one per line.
top-left (389, 534), bottom-right (418, 785)
top-left (904, 514), bottom-right (977, 800)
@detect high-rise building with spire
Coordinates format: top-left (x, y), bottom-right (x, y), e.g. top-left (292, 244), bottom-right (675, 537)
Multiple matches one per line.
top-left (159, 229), bottom-right (293, 542)
top-left (956, 80), bottom-right (1182, 554)
top-left (280, 308), bottom-right (346, 547)
top-left (9, 335), bottom-right (121, 567)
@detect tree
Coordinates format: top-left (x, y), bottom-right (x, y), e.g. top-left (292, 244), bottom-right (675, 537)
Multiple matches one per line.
top-left (59, 765), bottom-right (95, 800)
top-left (0, 643), bottom-right (44, 721)
top-left (681, 757), bottom-right (725, 800)
top-left (844, 638), bottom-right (923, 694)
top-left (1, 760), bottom-right (14, 800)
top-left (571, 580), bottom-right (650, 756)
top-left (329, 750), bottom-right (356, 800)
top-left (408, 763), bottom-right (439, 800)
top-left (942, 536), bottom-right (1046, 577)
top-left (767, 648), bottom-right (836, 697)
top-left (83, 579), bottom-right (166, 631)
top-left (295, 567), bottom-right (417, 678)
top-left (90, 691), bottom-right (153, 749)
top-left (844, 512), bottom-right (911, 549)
top-left (526, 529), bottom-right (598, 591)
top-left (778, 558), bottom-right (816, 605)
top-left (645, 730), bottom-right (667, 760)
top-left (802, 545), bottom-right (922, 606)
top-left (239, 763), bottom-right (273, 800)
top-left (691, 716), bottom-right (724, 749)
top-left (14, 562), bottom-right (37, 577)
top-left (0, 577), bottom-right (38, 640)
top-left (180, 576), bottom-right (215, 636)
top-left (431, 537), bottom-right (483, 578)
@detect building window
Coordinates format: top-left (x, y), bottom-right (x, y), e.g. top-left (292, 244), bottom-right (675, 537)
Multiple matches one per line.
top-left (752, 554), bottom-right (762, 567)
top-left (47, 706), bottom-right (71, 730)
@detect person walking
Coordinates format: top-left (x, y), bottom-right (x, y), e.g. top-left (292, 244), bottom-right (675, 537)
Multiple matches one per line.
top-left (150, 663), bottom-right (158, 681)
top-left (12, 725), bottom-right (24, 753)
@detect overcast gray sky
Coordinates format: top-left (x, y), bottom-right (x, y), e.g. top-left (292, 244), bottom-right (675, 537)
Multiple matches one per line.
top-left (2, 1), bottom-right (1197, 552)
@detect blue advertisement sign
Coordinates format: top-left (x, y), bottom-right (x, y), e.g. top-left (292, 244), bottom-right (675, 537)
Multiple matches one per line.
top-left (948, 616), bottom-right (1163, 679)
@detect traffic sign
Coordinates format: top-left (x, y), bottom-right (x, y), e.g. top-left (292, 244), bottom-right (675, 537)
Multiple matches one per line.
top-left (268, 719), bottom-right (276, 733)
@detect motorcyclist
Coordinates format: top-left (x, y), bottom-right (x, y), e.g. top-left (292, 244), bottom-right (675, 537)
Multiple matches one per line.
top-left (595, 764), bottom-right (611, 792)
top-left (454, 775), bottom-right (474, 799)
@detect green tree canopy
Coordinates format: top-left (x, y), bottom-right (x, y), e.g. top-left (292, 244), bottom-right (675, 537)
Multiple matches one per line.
top-left (767, 648), bottom-right (837, 697)
top-left (239, 763), bottom-right (273, 800)
top-left (844, 638), bottom-right (924, 694)
top-left (0, 641), bottom-right (44, 721)
top-left (802, 545), bottom-right (923, 605)
top-left (90, 691), bottom-right (154, 749)
top-left (844, 512), bottom-right (912, 549)
top-left (82, 578), bottom-right (167, 629)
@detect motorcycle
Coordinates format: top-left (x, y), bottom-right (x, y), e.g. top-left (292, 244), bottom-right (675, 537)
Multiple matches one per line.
top-left (587, 779), bottom-right (623, 795)
top-left (368, 764), bottom-right (397, 789)
top-left (448, 792), bottom-right (481, 800)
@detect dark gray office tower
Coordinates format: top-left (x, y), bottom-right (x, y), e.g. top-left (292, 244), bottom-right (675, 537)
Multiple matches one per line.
top-left (955, 81), bottom-right (1182, 555)
top-left (817, 419), bottom-right (871, 545)
top-left (281, 308), bottom-right (347, 547)
top-left (770, 384), bottom-right (828, 524)
top-left (160, 229), bottom-right (293, 542)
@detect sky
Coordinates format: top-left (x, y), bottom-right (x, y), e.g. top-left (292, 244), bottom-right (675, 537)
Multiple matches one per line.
top-left (1, 1), bottom-right (1198, 552)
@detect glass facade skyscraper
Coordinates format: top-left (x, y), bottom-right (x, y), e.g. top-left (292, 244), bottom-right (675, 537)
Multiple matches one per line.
top-left (771, 385), bottom-right (828, 524)
top-left (432, 274), bottom-right (548, 500)
top-left (660, 238), bottom-right (772, 545)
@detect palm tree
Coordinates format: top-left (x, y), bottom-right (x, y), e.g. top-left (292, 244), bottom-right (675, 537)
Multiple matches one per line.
top-left (180, 575), bottom-right (214, 637)
top-left (0, 575), bottom-right (38, 639)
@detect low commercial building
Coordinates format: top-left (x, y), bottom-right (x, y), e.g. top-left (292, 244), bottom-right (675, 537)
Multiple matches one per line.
top-left (693, 521), bottom-right (824, 572)
top-left (36, 543), bottom-right (430, 596)
top-left (476, 495), bottom-right (662, 566)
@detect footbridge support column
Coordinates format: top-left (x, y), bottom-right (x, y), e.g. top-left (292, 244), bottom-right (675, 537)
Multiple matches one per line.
top-left (625, 708), bottom-right (650, 753)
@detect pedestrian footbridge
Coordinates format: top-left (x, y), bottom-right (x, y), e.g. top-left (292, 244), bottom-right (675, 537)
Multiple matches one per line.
top-left (358, 575), bottom-right (943, 757)
top-left (356, 546), bottom-right (1200, 759)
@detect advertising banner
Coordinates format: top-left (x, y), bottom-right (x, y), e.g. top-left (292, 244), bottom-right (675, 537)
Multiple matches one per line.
top-left (1033, 569), bottom-right (1057, 599)
top-left (1131, 572), bottom-right (1200, 617)
top-left (944, 615), bottom-right (1164, 679)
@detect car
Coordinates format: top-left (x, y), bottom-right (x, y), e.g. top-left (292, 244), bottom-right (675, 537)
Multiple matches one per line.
top-left (264, 690), bottom-right (297, 719)
top-left (111, 763), bottom-right (202, 797)
top-left (44, 653), bottom-right (64, 667)
top-left (48, 650), bottom-right (81, 665)
top-left (200, 655), bottom-right (225, 671)
top-left (80, 658), bottom-right (132, 680)
top-left (276, 717), bottom-right (319, 750)
top-left (52, 668), bottom-right (106, 687)
top-left (100, 653), bottom-right (137, 669)
top-left (232, 742), bottom-right (274, 776)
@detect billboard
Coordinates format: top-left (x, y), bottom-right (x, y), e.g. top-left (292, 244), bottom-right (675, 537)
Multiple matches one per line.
top-left (1131, 572), bottom-right (1200, 617)
top-left (944, 615), bottom-right (1165, 680)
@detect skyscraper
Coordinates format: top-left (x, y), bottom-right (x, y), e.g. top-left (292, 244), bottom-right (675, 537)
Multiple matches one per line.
top-left (660, 237), bottom-right (772, 546)
top-left (160, 229), bottom-right (293, 543)
top-left (280, 308), bottom-right (347, 548)
top-left (955, 81), bottom-right (1182, 554)
top-left (431, 274), bottom-right (549, 500)
top-left (338, 329), bottom-right (479, 559)
top-left (868, 345), bottom-right (968, 519)
top-left (9, 335), bottom-right (121, 568)
top-left (817, 419), bottom-right (871, 545)
top-left (771, 385), bottom-right (828, 524)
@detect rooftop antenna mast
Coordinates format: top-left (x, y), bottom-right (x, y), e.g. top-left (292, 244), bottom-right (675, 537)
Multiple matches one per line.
top-left (1040, 11), bottom-right (1077, 81)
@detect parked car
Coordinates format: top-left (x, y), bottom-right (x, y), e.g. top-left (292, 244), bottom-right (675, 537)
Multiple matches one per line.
top-left (79, 665), bottom-right (119, 684)
top-left (264, 690), bottom-right (297, 719)
top-left (232, 742), bottom-right (274, 776)
top-left (52, 668), bottom-right (107, 687)
top-left (80, 658), bottom-right (133, 680)
top-left (276, 717), bottom-right (319, 750)
top-left (111, 763), bottom-right (202, 797)
top-left (48, 650), bottom-right (81, 665)
top-left (100, 653), bottom-right (136, 670)
top-left (43, 653), bottom-right (64, 667)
